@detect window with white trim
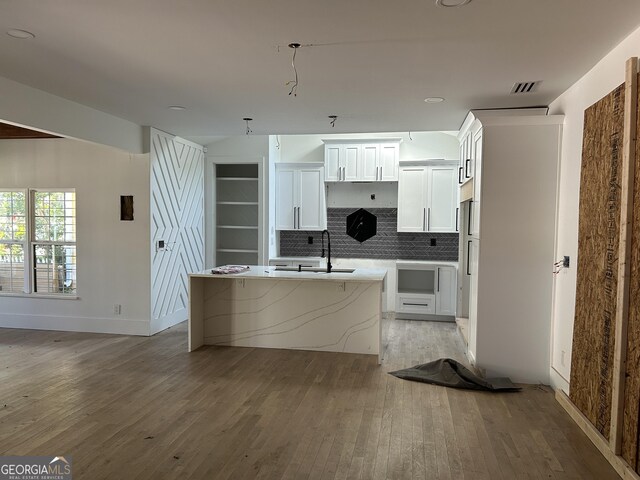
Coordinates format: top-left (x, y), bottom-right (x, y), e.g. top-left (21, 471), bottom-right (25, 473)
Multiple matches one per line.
top-left (0, 189), bottom-right (76, 295)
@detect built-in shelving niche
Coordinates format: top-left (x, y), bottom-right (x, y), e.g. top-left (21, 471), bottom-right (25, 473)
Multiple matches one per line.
top-left (215, 164), bottom-right (259, 266)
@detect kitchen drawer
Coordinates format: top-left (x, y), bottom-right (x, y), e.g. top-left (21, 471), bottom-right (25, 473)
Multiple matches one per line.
top-left (397, 294), bottom-right (436, 315)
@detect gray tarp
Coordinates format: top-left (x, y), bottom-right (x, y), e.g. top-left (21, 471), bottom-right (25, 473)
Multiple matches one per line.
top-left (389, 358), bottom-right (521, 392)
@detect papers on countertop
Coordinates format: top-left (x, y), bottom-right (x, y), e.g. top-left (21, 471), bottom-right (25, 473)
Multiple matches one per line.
top-left (210, 265), bottom-right (251, 275)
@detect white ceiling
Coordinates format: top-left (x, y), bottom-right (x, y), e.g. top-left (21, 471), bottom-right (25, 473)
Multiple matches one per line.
top-left (1, 0), bottom-right (640, 140)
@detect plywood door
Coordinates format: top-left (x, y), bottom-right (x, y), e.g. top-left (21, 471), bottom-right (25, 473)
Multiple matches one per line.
top-left (570, 84), bottom-right (625, 441)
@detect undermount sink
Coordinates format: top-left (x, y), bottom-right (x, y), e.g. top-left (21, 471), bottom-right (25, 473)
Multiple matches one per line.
top-left (274, 267), bottom-right (355, 274)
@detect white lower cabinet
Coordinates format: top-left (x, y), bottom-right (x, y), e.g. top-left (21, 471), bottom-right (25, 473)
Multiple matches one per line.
top-left (397, 293), bottom-right (436, 315)
top-left (435, 266), bottom-right (456, 316)
top-left (395, 261), bottom-right (457, 318)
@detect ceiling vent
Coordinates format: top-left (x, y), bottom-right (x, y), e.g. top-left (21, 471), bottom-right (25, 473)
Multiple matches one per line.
top-left (510, 81), bottom-right (542, 94)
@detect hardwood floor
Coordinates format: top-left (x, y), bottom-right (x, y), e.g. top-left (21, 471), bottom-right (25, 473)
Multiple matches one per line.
top-left (0, 318), bottom-right (619, 479)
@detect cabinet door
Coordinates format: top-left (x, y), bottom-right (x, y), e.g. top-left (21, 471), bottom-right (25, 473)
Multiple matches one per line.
top-left (298, 168), bottom-right (326, 230)
top-left (427, 166), bottom-right (457, 232)
top-left (379, 143), bottom-right (399, 181)
top-left (275, 168), bottom-right (296, 230)
top-left (361, 144), bottom-right (379, 181)
top-left (468, 239), bottom-right (479, 360)
top-left (325, 145), bottom-right (341, 182)
top-left (464, 133), bottom-right (474, 180)
top-left (470, 130), bottom-right (482, 237)
top-left (397, 167), bottom-right (428, 232)
top-left (436, 266), bottom-right (456, 316)
top-left (343, 145), bottom-right (360, 181)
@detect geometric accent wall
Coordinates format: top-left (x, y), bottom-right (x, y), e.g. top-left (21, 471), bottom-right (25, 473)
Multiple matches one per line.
top-left (149, 128), bottom-right (204, 334)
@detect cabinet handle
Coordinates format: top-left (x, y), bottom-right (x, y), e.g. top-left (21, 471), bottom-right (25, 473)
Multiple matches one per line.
top-left (379, 166), bottom-right (383, 181)
top-left (297, 206), bottom-right (301, 229)
top-left (423, 208), bottom-right (426, 231)
top-left (437, 267), bottom-right (440, 292)
top-left (427, 208), bottom-right (431, 231)
top-left (293, 207), bottom-right (297, 229)
top-left (467, 240), bottom-right (472, 276)
top-left (465, 159), bottom-right (471, 178)
top-left (341, 166), bottom-right (345, 181)
top-left (468, 200), bottom-right (473, 234)
top-left (404, 303), bottom-right (430, 307)
top-left (455, 207), bottom-right (459, 232)
top-left (458, 166), bottom-right (464, 184)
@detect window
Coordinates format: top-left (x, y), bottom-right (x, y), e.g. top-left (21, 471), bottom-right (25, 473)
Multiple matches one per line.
top-left (0, 189), bottom-right (76, 296)
top-left (0, 191), bottom-right (26, 293)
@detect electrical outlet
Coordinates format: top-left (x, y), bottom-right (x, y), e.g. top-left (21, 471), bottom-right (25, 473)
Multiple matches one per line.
top-left (337, 282), bottom-right (346, 292)
top-left (114, 304), bottom-right (121, 315)
top-left (563, 256), bottom-right (570, 268)
top-left (157, 240), bottom-right (165, 251)
top-left (308, 236), bottom-right (313, 244)
top-left (430, 238), bottom-right (437, 246)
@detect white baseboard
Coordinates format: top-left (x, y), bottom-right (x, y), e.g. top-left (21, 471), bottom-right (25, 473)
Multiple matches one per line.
top-left (0, 312), bottom-right (150, 336)
top-left (150, 308), bottom-right (186, 335)
top-left (550, 367), bottom-right (570, 394)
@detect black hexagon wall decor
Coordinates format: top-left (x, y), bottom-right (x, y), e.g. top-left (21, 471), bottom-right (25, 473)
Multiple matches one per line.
top-left (346, 208), bottom-right (377, 243)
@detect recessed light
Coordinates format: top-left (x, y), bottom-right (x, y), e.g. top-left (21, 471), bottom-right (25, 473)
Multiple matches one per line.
top-left (167, 105), bottom-right (186, 111)
top-left (435, 0), bottom-right (472, 7)
top-left (424, 97), bottom-right (445, 103)
top-left (7, 29), bottom-right (35, 39)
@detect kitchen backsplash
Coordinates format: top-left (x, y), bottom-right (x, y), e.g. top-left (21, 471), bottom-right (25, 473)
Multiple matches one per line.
top-left (279, 208), bottom-right (459, 261)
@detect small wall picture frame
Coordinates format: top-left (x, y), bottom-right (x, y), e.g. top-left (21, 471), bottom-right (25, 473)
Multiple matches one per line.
top-left (120, 195), bottom-right (134, 221)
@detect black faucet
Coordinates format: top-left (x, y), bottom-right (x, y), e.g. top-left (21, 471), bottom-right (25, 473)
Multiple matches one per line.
top-left (321, 229), bottom-right (333, 273)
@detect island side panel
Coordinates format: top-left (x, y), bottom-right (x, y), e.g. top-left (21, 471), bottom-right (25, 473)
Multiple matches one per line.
top-left (201, 278), bottom-right (381, 356)
top-left (188, 276), bottom-right (205, 352)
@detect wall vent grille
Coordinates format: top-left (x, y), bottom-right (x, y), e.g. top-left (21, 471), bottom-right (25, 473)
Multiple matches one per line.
top-left (510, 81), bottom-right (541, 94)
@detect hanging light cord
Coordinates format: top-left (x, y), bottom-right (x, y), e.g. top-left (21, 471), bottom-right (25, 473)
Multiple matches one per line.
top-left (329, 115), bottom-right (337, 127)
top-left (243, 118), bottom-right (253, 135)
top-left (286, 45), bottom-right (300, 96)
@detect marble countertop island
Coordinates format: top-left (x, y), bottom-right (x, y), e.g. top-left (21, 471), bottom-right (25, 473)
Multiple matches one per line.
top-left (188, 266), bottom-right (387, 361)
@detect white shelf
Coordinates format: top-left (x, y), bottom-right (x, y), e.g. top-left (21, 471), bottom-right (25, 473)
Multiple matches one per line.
top-left (217, 249), bottom-right (259, 253)
top-left (217, 225), bottom-right (258, 230)
top-left (217, 177), bottom-right (259, 182)
top-left (217, 201), bottom-right (259, 206)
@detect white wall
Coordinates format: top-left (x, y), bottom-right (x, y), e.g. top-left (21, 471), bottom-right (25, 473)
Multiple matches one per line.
top-left (278, 132), bottom-right (459, 164)
top-left (150, 129), bottom-right (204, 334)
top-left (0, 75), bottom-right (144, 154)
top-left (0, 138), bottom-right (151, 334)
top-left (548, 25), bottom-right (640, 393)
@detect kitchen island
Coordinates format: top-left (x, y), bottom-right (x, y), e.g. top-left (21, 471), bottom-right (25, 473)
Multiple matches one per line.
top-left (188, 266), bottom-right (387, 361)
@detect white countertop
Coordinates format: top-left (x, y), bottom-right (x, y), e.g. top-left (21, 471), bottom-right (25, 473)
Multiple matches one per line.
top-left (190, 266), bottom-right (387, 282)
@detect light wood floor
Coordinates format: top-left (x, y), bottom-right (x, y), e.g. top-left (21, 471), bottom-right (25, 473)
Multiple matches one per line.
top-left (0, 318), bottom-right (618, 479)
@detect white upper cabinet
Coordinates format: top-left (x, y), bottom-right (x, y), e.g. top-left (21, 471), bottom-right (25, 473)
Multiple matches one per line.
top-left (397, 166), bottom-right (428, 232)
top-left (470, 129), bottom-right (483, 237)
top-left (325, 145), bottom-right (341, 182)
top-left (323, 139), bottom-right (400, 182)
top-left (397, 161), bottom-right (458, 233)
top-left (428, 166), bottom-right (458, 232)
top-left (275, 163), bottom-right (326, 231)
top-left (343, 145), bottom-right (361, 181)
top-left (361, 144), bottom-right (379, 181)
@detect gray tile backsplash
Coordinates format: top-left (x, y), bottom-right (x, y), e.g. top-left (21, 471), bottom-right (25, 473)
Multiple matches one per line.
top-left (279, 208), bottom-right (459, 261)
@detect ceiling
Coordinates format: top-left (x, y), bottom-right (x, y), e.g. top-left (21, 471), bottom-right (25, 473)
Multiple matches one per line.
top-left (1, 0), bottom-right (640, 141)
